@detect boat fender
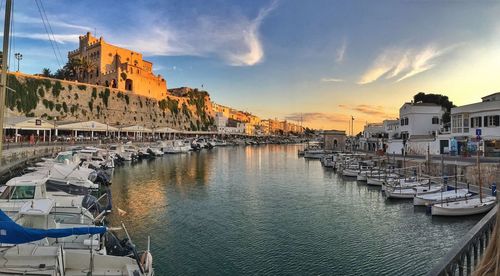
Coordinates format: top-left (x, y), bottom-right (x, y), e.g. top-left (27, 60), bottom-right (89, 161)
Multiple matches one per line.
top-left (140, 251), bottom-right (153, 273)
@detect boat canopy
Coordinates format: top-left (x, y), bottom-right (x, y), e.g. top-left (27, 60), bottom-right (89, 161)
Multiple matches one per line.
top-left (0, 209), bottom-right (106, 244)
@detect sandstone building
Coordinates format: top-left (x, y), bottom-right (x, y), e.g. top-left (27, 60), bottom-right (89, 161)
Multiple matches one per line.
top-left (68, 32), bottom-right (167, 99)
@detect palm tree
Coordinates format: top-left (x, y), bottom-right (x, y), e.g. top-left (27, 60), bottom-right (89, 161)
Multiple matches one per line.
top-left (80, 57), bottom-right (95, 83)
top-left (63, 58), bottom-right (82, 80)
top-left (41, 68), bottom-right (51, 77)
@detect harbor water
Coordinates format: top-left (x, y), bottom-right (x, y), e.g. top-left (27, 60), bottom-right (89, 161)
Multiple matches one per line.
top-left (108, 144), bottom-right (481, 275)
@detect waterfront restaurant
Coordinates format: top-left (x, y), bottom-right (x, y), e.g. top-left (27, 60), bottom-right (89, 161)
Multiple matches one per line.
top-left (450, 92), bottom-right (500, 157)
top-left (3, 116), bottom-right (54, 143)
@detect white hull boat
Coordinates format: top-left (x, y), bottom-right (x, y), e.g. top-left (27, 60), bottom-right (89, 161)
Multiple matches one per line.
top-left (342, 168), bottom-right (359, 177)
top-left (385, 185), bottom-right (442, 199)
top-left (413, 189), bottom-right (472, 206)
top-left (431, 196), bottom-right (496, 216)
top-left (304, 150), bottom-right (326, 159)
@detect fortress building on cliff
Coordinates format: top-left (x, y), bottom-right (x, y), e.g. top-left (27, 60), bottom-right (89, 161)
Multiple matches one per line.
top-left (68, 32), bottom-right (167, 99)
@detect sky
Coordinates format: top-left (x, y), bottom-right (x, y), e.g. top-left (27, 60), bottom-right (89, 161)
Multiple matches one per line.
top-left (2, 0), bottom-right (500, 133)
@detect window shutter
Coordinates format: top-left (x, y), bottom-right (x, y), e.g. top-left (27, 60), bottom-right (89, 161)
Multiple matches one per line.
top-left (494, 115), bottom-right (500, 126)
top-left (484, 116), bottom-right (489, 127)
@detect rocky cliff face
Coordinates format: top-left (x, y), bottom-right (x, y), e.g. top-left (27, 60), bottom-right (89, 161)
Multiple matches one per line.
top-left (6, 73), bottom-right (215, 131)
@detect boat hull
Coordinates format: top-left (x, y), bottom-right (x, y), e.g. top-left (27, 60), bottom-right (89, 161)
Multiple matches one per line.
top-left (432, 200), bottom-right (495, 216)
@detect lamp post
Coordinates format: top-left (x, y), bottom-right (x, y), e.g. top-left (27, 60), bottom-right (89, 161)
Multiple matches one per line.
top-left (14, 52), bottom-right (22, 72)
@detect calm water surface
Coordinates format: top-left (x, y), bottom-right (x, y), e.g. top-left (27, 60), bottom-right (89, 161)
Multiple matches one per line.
top-left (108, 144), bottom-right (481, 275)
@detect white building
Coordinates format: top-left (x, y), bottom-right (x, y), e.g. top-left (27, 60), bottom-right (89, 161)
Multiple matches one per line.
top-left (386, 102), bottom-right (446, 155)
top-left (215, 112), bottom-right (228, 128)
top-left (383, 119), bottom-right (400, 140)
top-left (399, 102), bottom-right (445, 140)
top-left (450, 92), bottom-right (500, 157)
top-left (359, 123), bottom-right (385, 151)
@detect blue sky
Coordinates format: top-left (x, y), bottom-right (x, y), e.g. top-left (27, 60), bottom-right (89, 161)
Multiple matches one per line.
top-left (3, 0), bottom-right (500, 131)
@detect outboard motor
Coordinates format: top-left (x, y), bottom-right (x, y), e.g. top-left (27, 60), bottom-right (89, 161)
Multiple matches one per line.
top-left (104, 232), bottom-right (134, 256)
top-left (82, 194), bottom-right (102, 214)
top-left (93, 170), bottom-right (112, 186)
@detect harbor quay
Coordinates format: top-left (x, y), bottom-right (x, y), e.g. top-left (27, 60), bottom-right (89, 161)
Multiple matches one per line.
top-left (1, 0), bottom-right (500, 275)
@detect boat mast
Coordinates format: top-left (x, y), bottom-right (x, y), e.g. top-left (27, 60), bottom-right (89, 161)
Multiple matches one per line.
top-left (477, 142), bottom-right (483, 203)
top-left (0, 0), bottom-right (12, 160)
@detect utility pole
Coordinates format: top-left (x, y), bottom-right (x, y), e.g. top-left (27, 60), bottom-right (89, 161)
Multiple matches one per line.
top-left (0, 0), bottom-right (13, 161)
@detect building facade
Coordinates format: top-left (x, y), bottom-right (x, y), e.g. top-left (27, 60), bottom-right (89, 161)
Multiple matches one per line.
top-left (399, 102), bottom-right (445, 140)
top-left (68, 32), bottom-right (167, 99)
top-left (323, 130), bottom-right (346, 151)
top-left (450, 92), bottom-right (500, 157)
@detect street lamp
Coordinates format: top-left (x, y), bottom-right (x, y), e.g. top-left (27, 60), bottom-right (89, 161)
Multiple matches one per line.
top-left (14, 52), bottom-right (22, 72)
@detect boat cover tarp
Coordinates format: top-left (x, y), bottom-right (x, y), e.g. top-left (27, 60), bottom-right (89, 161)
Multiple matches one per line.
top-left (0, 210), bottom-right (106, 244)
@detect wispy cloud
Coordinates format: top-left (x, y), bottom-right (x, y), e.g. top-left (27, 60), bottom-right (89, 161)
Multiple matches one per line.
top-left (112, 1), bottom-right (279, 66)
top-left (13, 32), bottom-right (80, 44)
top-left (15, 13), bottom-right (92, 31)
top-left (321, 77), bottom-right (344, 82)
top-left (358, 45), bottom-right (453, 84)
top-left (338, 104), bottom-right (398, 118)
top-left (336, 38), bottom-right (347, 64)
top-left (285, 112), bottom-right (350, 123)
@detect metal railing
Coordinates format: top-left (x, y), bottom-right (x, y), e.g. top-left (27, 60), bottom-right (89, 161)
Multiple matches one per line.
top-left (428, 205), bottom-right (498, 276)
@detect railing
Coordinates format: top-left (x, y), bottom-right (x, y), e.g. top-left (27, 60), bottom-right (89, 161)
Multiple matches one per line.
top-left (427, 205), bottom-right (498, 276)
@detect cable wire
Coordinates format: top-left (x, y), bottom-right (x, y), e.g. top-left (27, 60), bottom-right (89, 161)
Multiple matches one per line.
top-left (34, 0), bottom-right (62, 68)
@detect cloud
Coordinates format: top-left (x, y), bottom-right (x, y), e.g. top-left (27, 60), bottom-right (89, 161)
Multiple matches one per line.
top-left (285, 112), bottom-right (350, 123)
top-left (15, 13), bottom-right (91, 31)
top-left (358, 45), bottom-right (453, 84)
top-left (321, 77), bottom-right (344, 82)
top-left (338, 104), bottom-right (398, 119)
top-left (336, 38), bottom-right (347, 63)
top-left (13, 32), bottom-right (80, 44)
top-left (113, 1), bottom-right (278, 66)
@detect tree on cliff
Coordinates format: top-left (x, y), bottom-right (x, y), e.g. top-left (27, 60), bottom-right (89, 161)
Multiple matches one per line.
top-left (54, 58), bottom-right (82, 80)
top-left (413, 92), bottom-right (456, 124)
top-left (41, 68), bottom-right (52, 77)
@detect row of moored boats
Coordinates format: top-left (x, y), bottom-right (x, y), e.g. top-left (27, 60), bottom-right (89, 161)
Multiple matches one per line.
top-left (0, 146), bottom-right (154, 275)
top-left (300, 149), bottom-right (496, 217)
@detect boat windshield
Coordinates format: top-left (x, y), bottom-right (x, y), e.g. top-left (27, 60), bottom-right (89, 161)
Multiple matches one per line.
top-left (0, 186), bottom-right (14, 199)
top-left (9, 186), bottom-right (36, 200)
top-left (55, 153), bottom-right (72, 163)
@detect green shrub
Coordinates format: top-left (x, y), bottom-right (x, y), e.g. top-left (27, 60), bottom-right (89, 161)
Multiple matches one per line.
top-left (48, 100), bottom-right (54, 111)
top-left (38, 87), bottom-right (45, 97)
top-left (68, 84), bottom-right (73, 91)
top-left (88, 100), bottom-right (93, 112)
top-left (78, 85), bottom-right (87, 90)
top-left (91, 88), bottom-right (97, 99)
top-left (62, 102), bottom-right (68, 113)
top-left (74, 93), bottom-right (79, 100)
top-left (124, 94), bottom-right (129, 105)
top-left (102, 88), bottom-right (110, 107)
top-left (52, 81), bottom-right (63, 97)
top-left (55, 103), bottom-right (62, 112)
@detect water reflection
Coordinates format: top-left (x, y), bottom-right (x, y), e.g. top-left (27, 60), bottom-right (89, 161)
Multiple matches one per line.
top-left (106, 145), bottom-right (482, 275)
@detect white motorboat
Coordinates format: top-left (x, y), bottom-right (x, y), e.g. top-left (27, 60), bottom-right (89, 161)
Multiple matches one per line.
top-left (0, 199), bottom-right (154, 275)
top-left (0, 174), bottom-right (87, 213)
top-left (413, 189), bottom-right (473, 206)
top-left (431, 196), bottom-right (496, 216)
top-left (164, 140), bottom-right (191, 153)
top-left (304, 149), bottom-right (327, 159)
top-left (385, 185), bottom-right (442, 199)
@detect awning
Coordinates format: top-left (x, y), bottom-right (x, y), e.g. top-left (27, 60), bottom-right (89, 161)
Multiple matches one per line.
top-left (119, 125), bottom-right (153, 133)
top-left (57, 120), bottom-right (119, 132)
top-left (155, 126), bottom-right (181, 133)
top-left (4, 116), bottom-right (53, 130)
